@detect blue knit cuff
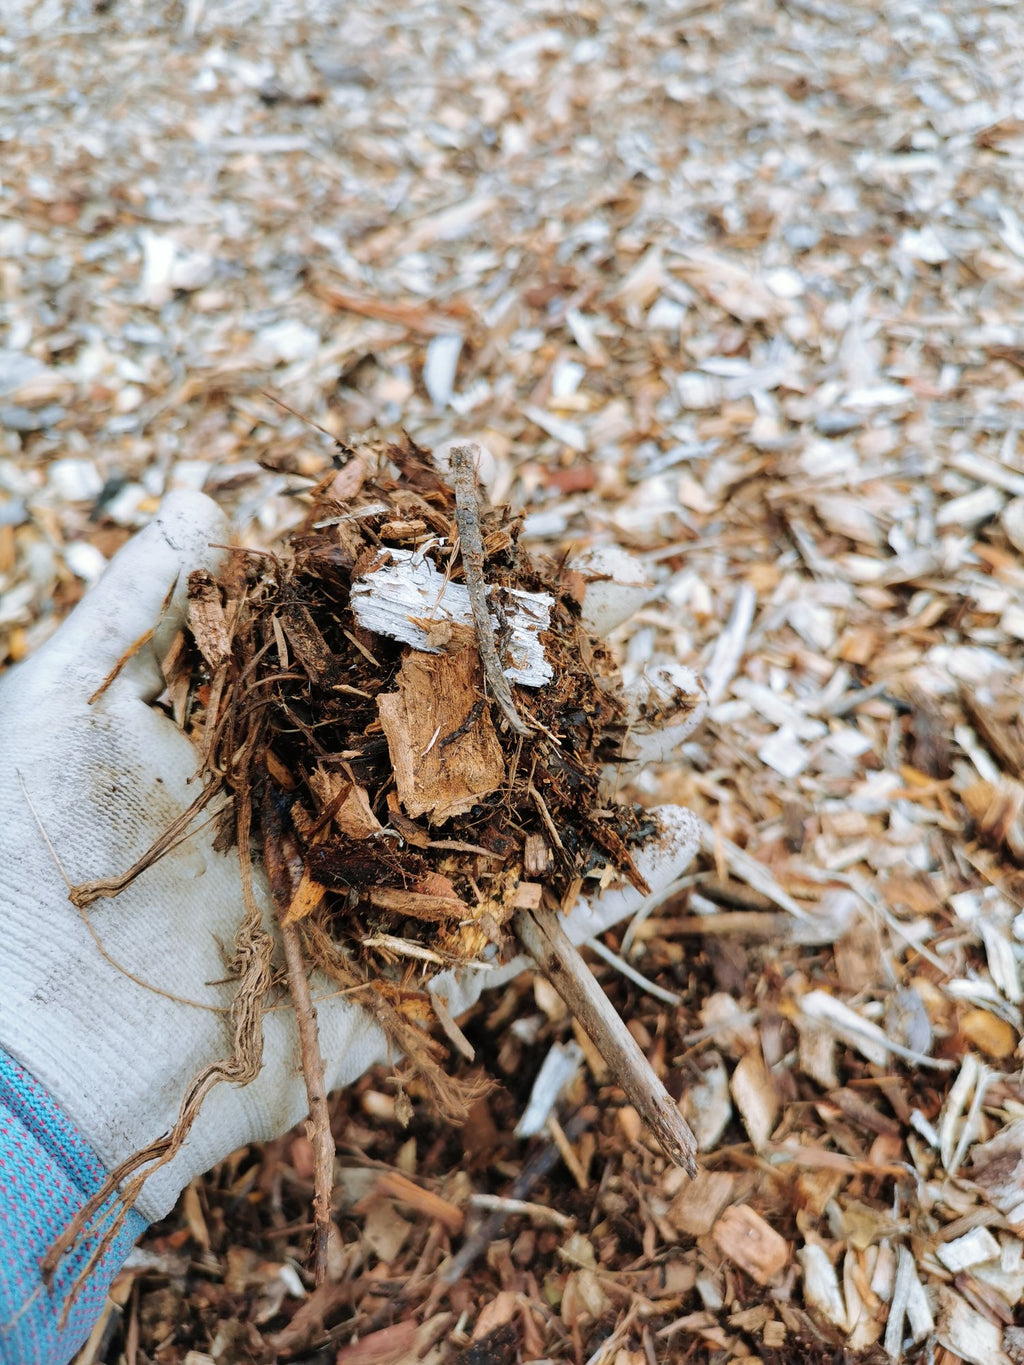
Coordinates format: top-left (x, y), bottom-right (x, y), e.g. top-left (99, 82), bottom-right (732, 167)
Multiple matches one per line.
top-left (0, 1050), bottom-right (146, 1365)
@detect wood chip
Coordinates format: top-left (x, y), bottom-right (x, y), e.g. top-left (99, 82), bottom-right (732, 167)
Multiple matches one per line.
top-left (374, 1171), bottom-right (465, 1235)
top-left (713, 1205), bottom-right (790, 1285)
top-left (729, 1051), bottom-right (779, 1151)
top-left (667, 1171), bottom-right (737, 1238)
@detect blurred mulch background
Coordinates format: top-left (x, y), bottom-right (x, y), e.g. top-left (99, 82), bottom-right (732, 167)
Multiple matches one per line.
top-left (3, 0), bottom-right (1024, 1361)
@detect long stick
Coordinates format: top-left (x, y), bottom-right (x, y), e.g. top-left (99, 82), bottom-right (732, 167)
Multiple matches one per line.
top-left (279, 920), bottom-right (334, 1284)
top-left (513, 905), bottom-right (698, 1175)
top-left (450, 444), bottom-right (532, 737)
top-left (262, 796), bottom-right (335, 1284)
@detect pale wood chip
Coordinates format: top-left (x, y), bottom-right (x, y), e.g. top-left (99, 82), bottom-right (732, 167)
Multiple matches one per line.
top-left (729, 1051), bottom-right (779, 1151)
top-left (713, 1204), bottom-right (790, 1285)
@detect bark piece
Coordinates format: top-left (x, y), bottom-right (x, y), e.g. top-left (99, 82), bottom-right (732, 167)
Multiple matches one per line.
top-left (280, 602), bottom-right (337, 686)
top-left (187, 569), bottom-right (231, 669)
top-left (378, 640), bottom-right (505, 824)
top-left (369, 885), bottom-right (470, 923)
top-left (281, 868), bottom-right (327, 927)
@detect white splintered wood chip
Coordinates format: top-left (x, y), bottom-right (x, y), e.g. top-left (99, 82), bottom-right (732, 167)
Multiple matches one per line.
top-left (934, 484), bottom-right (1006, 529)
top-left (799, 1244), bottom-right (847, 1331)
top-left (886, 1244), bottom-right (934, 1357)
top-left (936, 1286), bottom-right (1012, 1365)
top-left (679, 1052), bottom-right (732, 1152)
top-left (62, 540), bottom-right (108, 583)
top-left (523, 403), bottom-right (587, 451)
top-left (799, 989), bottom-right (891, 1066)
top-left (1003, 497), bottom-right (1024, 553)
top-left (423, 332), bottom-right (463, 408)
top-left (936, 1226), bottom-right (1001, 1273)
top-left (351, 548), bottom-right (553, 686)
top-left (571, 544), bottom-right (655, 635)
top-left (758, 725), bottom-right (810, 778)
top-left (514, 1040), bottom-right (584, 1138)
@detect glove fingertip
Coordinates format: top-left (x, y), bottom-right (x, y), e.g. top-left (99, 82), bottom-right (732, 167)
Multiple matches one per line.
top-left (642, 804), bottom-right (703, 883)
top-left (150, 490), bottom-right (229, 573)
top-left (30, 490), bottom-right (230, 696)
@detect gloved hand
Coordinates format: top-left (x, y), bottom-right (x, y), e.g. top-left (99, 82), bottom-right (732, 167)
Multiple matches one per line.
top-left (0, 491), bottom-right (699, 1223)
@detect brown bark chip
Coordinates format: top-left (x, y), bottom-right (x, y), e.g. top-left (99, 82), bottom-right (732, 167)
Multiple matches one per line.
top-left (377, 637), bottom-right (505, 823)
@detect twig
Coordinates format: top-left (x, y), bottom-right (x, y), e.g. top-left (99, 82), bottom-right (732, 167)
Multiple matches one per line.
top-left (513, 905), bottom-right (698, 1175)
top-left (450, 443), bottom-right (532, 736)
top-left (528, 780), bottom-right (566, 852)
top-left (86, 627), bottom-right (155, 705)
top-left (584, 935), bottom-right (683, 1007)
top-left (546, 1112), bottom-right (589, 1190)
top-left (279, 918), bottom-right (334, 1284)
top-left (260, 388), bottom-right (346, 450)
top-left (428, 986), bottom-right (476, 1061)
top-left (86, 575), bottom-right (179, 706)
top-left (436, 1106), bottom-right (596, 1293)
top-left (468, 1194), bottom-right (573, 1228)
top-left (697, 819), bottom-right (813, 923)
top-left (262, 796), bottom-right (335, 1286)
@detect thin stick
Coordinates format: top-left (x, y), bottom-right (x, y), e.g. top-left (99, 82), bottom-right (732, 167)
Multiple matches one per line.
top-left (513, 905), bottom-right (698, 1175)
top-left (529, 781), bottom-right (566, 852)
top-left (260, 389), bottom-right (344, 450)
top-left (468, 1194), bottom-right (573, 1228)
top-left (546, 1112), bottom-right (588, 1190)
top-left (450, 444), bottom-right (531, 737)
top-left (279, 917), bottom-right (334, 1284)
top-left (584, 935), bottom-right (683, 1007)
top-left (262, 798), bottom-right (335, 1285)
top-left (87, 627), bottom-right (155, 705)
top-left (436, 1107), bottom-right (596, 1293)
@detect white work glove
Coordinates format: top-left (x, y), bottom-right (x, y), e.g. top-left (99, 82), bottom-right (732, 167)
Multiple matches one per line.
top-left (0, 491), bottom-right (699, 1222)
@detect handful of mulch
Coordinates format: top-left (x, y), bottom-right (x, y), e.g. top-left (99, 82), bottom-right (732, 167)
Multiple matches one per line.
top-left (181, 435), bottom-right (651, 981)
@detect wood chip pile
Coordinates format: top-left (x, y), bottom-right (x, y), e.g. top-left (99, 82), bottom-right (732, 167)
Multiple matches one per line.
top-left (4, 0), bottom-right (1024, 1361)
